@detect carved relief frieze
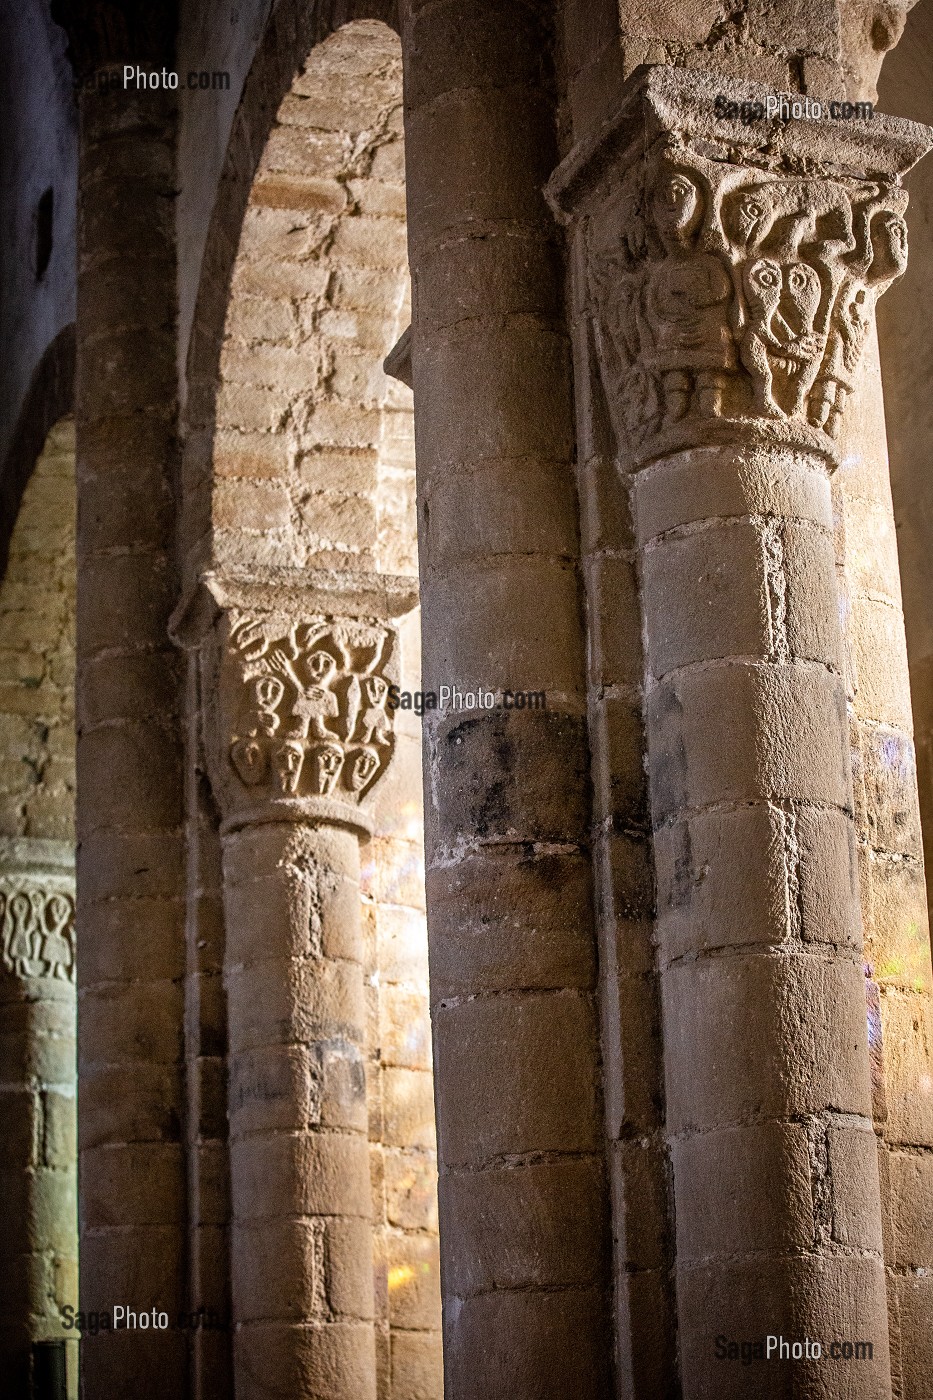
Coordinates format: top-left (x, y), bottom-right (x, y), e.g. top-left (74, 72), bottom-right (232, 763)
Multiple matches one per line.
top-left (0, 883), bottom-right (75, 982)
top-left (203, 611), bottom-right (398, 830)
top-left (547, 67), bottom-right (930, 469)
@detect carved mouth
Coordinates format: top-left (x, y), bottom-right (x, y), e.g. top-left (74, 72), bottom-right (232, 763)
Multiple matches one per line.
top-left (772, 309), bottom-right (803, 343)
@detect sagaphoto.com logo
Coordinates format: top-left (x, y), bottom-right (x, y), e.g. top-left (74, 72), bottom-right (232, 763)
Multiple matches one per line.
top-left (387, 685), bottom-right (547, 718)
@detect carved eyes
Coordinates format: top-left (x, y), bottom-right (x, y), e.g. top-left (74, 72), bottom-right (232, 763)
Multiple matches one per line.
top-left (751, 262), bottom-right (780, 289)
top-left (741, 199), bottom-right (764, 222)
top-left (788, 267), bottom-right (812, 293)
top-left (665, 177), bottom-right (694, 205)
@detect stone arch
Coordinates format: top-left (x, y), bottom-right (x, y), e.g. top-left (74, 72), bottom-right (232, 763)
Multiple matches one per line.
top-left (0, 326), bottom-right (75, 586)
top-left (181, 15), bottom-right (438, 1399)
top-left (0, 412), bottom-right (77, 1395)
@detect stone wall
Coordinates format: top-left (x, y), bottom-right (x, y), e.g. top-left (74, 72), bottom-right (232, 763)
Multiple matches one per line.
top-left (0, 416), bottom-right (77, 1396)
top-left (875, 8), bottom-right (933, 1390)
top-left (209, 20), bottom-right (413, 580)
top-left (0, 419), bottom-right (76, 843)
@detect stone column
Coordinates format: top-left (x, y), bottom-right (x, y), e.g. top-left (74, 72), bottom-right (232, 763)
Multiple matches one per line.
top-left (75, 75), bottom-right (187, 1397)
top-left (0, 839), bottom-right (76, 1396)
top-left (400, 1), bottom-right (614, 1395)
top-left (179, 587), bottom-right (409, 1400)
top-left (550, 67), bottom-right (931, 1398)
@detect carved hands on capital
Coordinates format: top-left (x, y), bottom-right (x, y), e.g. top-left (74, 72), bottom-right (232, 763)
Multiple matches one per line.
top-left (219, 616), bottom-right (395, 808)
top-left (0, 885), bottom-right (75, 981)
top-left (589, 150), bottom-right (908, 452)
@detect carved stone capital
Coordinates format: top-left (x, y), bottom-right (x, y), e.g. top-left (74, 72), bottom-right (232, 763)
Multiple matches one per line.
top-left (0, 840), bottom-right (75, 985)
top-left (200, 609), bottom-right (399, 836)
top-left (548, 66), bottom-right (932, 469)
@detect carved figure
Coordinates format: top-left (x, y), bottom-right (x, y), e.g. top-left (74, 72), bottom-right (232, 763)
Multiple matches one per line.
top-left (1, 884), bottom-right (75, 981)
top-left (640, 168), bottom-right (737, 420)
top-left (359, 676), bottom-right (391, 745)
top-left (247, 675), bottom-right (284, 736)
top-left (292, 683), bottom-right (340, 740)
top-left (810, 211), bottom-right (909, 435)
top-left (43, 894), bottom-right (74, 978)
top-left (644, 253), bottom-right (736, 419)
top-left (740, 259), bottom-right (825, 417)
top-left (8, 892), bottom-right (39, 970)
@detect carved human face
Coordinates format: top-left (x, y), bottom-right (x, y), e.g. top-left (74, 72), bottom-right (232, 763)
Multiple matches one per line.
top-left (306, 651), bottom-right (336, 685)
top-left (314, 744), bottom-right (344, 795)
top-left (250, 675), bottom-right (284, 734)
top-left (231, 737), bottom-right (267, 785)
top-left (273, 740), bottom-right (305, 795)
top-left (652, 172), bottom-right (701, 247)
top-left (364, 675), bottom-right (387, 707)
top-left (839, 283), bottom-right (871, 353)
top-left (868, 211), bottom-right (908, 283)
top-left (349, 748), bottom-right (380, 792)
top-left (46, 893), bottom-right (72, 930)
top-left (254, 676), bottom-right (283, 710)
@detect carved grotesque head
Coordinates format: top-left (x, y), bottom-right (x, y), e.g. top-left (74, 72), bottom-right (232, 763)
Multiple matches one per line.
top-left (744, 259), bottom-right (822, 342)
top-left (364, 675), bottom-right (387, 707)
top-left (273, 739), bottom-right (305, 795)
top-left (728, 190), bottom-right (771, 250)
top-left (867, 210), bottom-right (908, 284)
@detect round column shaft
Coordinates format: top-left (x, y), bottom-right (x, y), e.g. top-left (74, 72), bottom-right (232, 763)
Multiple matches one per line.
top-left (637, 444), bottom-right (889, 1395)
top-left (223, 819), bottom-right (375, 1400)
